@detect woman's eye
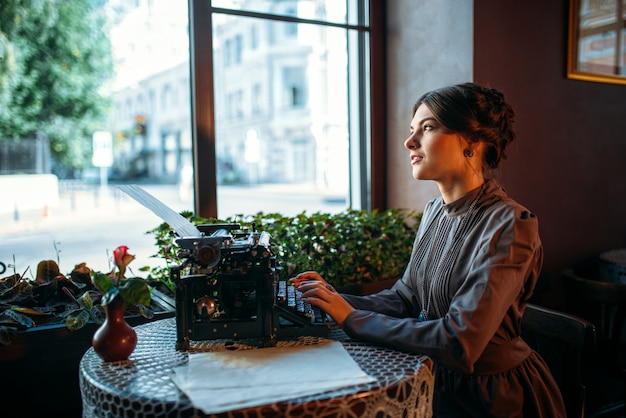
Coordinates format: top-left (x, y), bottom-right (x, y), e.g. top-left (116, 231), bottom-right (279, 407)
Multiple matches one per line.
top-left (423, 124), bottom-right (433, 131)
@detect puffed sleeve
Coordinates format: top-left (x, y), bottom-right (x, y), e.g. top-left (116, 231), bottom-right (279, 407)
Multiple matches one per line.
top-left (342, 204), bottom-right (542, 374)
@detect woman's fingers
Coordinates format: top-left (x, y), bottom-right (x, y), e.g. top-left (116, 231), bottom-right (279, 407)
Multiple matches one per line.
top-left (289, 274), bottom-right (354, 327)
top-left (301, 288), bottom-right (352, 327)
top-left (289, 271), bottom-right (324, 286)
top-left (297, 281), bottom-right (337, 305)
top-left (295, 279), bottom-right (324, 295)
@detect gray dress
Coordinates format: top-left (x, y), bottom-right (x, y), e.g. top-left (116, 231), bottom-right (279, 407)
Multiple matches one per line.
top-left (341, 179), bottom-right (566, 417)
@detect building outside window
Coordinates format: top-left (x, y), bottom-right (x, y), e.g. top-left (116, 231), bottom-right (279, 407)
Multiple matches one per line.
top-left (0, 0), bottom-right (374, 275)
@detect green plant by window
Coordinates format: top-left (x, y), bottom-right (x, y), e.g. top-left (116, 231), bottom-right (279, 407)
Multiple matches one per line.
top-left (144, 209), bottom-right (421, 290)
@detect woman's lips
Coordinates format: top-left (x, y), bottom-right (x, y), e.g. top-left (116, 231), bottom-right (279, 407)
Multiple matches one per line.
top-left (410, 155), bottom-right (423, 164)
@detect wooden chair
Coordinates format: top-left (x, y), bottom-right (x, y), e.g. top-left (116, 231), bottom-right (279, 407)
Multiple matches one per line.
top-left (521, 303), bottom-right (596, 418)
top-left (562, 266), bottom-right (626, 418)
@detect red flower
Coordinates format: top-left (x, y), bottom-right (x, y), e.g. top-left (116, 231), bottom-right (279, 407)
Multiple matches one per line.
top-left (93, 245), bottom-right (150, 308)
top-left (113, 245), bottom-right (135, 279)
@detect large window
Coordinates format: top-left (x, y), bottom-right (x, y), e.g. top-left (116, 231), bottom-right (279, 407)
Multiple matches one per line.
top-left (191, 0), bottom-right (380, 219)
top-left (1, 0), bottom-right (195, 273)
top-left (0, 0), bottom-right (383, 275)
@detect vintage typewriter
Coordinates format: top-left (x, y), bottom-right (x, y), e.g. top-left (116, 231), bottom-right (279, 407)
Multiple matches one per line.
top-left (172, 223), bottom-right (332, 350)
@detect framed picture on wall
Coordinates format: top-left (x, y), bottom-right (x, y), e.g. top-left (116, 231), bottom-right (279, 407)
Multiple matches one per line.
top-left (567, 0), bottom-right (626, 85)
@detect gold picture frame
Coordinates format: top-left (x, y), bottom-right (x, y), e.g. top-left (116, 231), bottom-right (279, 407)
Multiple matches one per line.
top-left (567, 0), bottom-right (626, 85)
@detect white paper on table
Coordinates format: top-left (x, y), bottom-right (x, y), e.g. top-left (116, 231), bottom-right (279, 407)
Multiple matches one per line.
top-left (171, 340), bottom-right (376, 414)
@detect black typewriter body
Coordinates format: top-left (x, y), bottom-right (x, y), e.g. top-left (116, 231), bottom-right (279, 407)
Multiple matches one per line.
top-left (172, 223), bottom-right (331, 350)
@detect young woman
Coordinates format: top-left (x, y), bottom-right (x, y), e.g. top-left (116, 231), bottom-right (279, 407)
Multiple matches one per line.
top-left (290, 83), bottom-right (566, 417)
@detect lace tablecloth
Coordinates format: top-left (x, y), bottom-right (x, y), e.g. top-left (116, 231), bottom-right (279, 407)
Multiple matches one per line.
top-left (80, 317), bottom-right (434, 418)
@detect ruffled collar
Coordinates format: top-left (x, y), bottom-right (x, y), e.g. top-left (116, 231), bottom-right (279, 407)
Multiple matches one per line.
top-left (441, 178), bottom-right (498, 216)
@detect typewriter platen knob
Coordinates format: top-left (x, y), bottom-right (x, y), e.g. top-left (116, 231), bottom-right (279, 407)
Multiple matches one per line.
top-left (196, 296), bottom-right (217, 317)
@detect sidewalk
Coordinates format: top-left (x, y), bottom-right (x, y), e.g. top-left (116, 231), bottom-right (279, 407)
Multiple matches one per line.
top-left (1, 184), bottom-right (191, 236)
top-left (0, 182), bottom-right (347, 276)
top-left (1, 181), bottom-right (347, 237)
top-left (0, 184), bottom-right (189, 274)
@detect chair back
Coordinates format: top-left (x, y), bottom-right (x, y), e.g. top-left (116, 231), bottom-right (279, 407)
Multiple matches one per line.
top-left (521, 303), bottom-right (596, 418)
top-left (562, 266), bottom-right (626, 417)
top-left (562, 268), bottom-right (626, 369)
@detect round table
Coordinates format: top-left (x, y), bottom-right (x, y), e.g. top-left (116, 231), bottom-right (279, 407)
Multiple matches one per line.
top-left (80, 317), bottom-right (434, 418)
top-left (599, 248), bottom-right (626, 284)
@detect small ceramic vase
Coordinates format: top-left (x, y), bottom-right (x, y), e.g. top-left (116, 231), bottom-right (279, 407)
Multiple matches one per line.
top-left (92, 295), bottom-right (137, 362)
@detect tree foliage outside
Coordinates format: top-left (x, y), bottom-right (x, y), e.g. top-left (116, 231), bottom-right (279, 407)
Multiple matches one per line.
top-left (0, 0), bottom-right (113, 176)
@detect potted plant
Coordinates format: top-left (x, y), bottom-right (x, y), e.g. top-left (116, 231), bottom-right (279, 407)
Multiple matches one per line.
top-left (0, 245), bottom-right (172, 342)
top-left (90, 245), bottom-right (152, 361)
top-left (0, 245), bottom-right (175, 415)
top-left (145, 208), bottom-right (422, 295)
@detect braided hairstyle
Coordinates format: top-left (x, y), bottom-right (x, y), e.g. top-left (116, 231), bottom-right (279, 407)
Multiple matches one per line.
top-left (413, 82), bottom-right (515, 170)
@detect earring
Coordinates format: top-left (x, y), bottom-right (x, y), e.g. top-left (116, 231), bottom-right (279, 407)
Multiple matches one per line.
top-left (463, 148), bottom-right (474, 158)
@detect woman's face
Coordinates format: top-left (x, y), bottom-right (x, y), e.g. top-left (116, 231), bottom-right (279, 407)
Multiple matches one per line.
top-left (404, 104), bottom-right (468, 184)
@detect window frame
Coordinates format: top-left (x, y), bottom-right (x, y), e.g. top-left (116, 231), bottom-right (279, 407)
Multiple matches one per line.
top-left (188, 0), bottom-right (386, 218)
top-left (567, 0), bottom-right (626, 85)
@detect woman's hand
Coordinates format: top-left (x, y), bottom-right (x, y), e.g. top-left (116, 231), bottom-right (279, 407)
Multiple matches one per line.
top-left (289, 271), bottom-right (355, 327)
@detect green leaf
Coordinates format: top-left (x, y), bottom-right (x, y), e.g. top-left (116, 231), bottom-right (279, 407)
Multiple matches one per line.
top-left (66, 309), bottom-right (90, 331)
top-left (137, 304), bottom-right (154, 319)
top-left (79, 290), bottom-right (94, 309)
top-left (92, 272), bottom-right (115, 293)
top-left (118, 278), bottom-right (151, 307)
top-left (4, 310), bottom-right (35, 328)
top-left (101, 287), bottom-right (120, 306)
top-left (89, 306), bottom-right (104, 325)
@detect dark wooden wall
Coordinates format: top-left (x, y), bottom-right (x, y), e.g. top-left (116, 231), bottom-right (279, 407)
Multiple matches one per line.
top-left (473, 0), bottom-right (626, 307)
